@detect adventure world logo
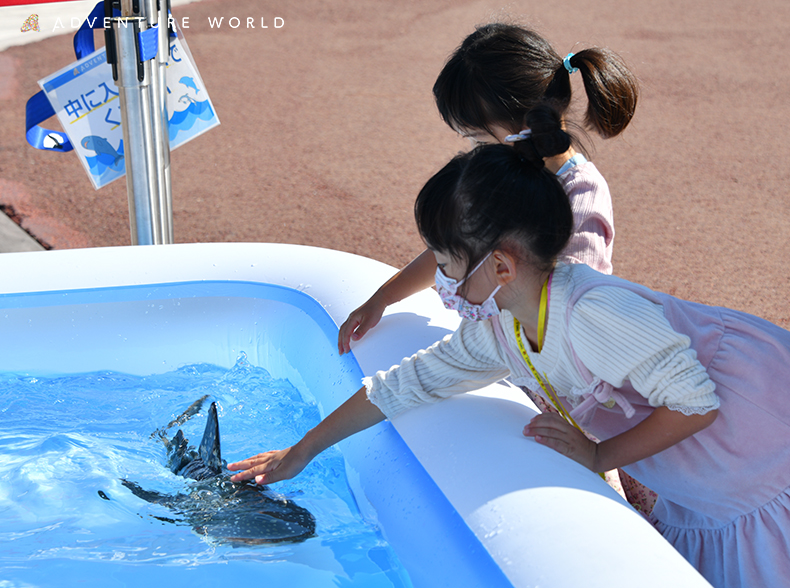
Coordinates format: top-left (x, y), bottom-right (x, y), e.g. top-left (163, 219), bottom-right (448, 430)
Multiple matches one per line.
top-left (20, 14), bottom-right (40, 32)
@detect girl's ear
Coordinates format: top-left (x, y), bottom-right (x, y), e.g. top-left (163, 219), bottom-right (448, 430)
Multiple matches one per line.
top-left (491, 249), bottom-right (519, 286)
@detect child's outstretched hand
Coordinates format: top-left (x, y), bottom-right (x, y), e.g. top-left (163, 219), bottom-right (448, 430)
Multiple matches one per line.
top-left (337, 297), bottom-right (387, 355)
top-left (523, 413), bottom-right (598, 472)
top-left (228, 446), bottom-right (310, 486)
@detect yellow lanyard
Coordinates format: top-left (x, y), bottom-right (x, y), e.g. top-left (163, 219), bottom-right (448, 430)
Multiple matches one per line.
top-left (514, 277), bottom-right (605, 479)
top-left (513, 277), bottom-right (585, 436)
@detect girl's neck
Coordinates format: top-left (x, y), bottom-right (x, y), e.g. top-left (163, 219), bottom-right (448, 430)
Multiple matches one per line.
top-left (500, 269), bottom-right (552, 352)
top-left (544, 146), bottom-right (576, 175)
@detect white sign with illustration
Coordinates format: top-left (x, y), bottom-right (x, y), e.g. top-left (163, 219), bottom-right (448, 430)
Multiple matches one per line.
top-left (38, 31), bottom-right (219, 189)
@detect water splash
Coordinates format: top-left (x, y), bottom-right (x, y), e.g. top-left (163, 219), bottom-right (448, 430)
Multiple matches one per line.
top-left (0, 358), bottom-right (411, 587)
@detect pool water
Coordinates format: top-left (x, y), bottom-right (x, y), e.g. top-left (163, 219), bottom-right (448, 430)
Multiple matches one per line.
top-left (0, 353), bottom-right (412, 588)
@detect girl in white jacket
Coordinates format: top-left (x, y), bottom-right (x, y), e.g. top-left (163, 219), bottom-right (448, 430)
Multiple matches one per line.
top-left (230, 106), bottom-right (790, 588)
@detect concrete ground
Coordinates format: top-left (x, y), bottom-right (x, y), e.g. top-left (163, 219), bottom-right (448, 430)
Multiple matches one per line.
top-left (0, 0), bottom-right (788, 328)
top-left (0, 208), bottom-right (44, 252)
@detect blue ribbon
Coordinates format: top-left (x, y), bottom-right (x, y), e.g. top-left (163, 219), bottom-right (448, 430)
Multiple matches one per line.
top-left (26, 1), bottom-right (106, 151)
top-left (26, 1), bottom-right (161, 151)
top-left (73, 1), bottom-right (107, 59)
top-left (74, 2), bottom-right (158, 62)
top-left (25, 90), bottom-right (72, 152)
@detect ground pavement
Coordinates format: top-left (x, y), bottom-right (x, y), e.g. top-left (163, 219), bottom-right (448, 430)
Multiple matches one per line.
top-left (0, 0), bottom-right (788, 327)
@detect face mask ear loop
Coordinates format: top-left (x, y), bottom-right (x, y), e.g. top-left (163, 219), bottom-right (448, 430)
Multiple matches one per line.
top-left (453, 251), bottom-right (494, 298)
top-left (462, 251), bottom-right (494, 283)
top-left (490, 284), bottom-right (502, 301)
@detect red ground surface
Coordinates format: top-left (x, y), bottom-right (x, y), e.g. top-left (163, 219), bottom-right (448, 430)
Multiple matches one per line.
top-left (1, 0), bottom-right (788, 326)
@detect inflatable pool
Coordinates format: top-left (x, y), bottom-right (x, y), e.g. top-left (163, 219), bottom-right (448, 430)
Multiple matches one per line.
top-left (0, 243), bottom-right (711, 587)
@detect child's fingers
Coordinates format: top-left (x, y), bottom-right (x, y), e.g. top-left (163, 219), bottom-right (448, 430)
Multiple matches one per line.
top-left (337, 302), bottom-right (386, 354)
top-left (230, 447), bottom-right (309, 485)
top-left (227, 455), bottom-right (260, 470)
top-left (227, 452), bottom-right (281, 482)
top-left (351, 316), bottom-right (374, 341)
top-left (528, 427), bottom-right (575, 455)
top-left (230, 463), bottom-right (279, 484)
top-left (523, 412), bottom-right (571, 437)
top-left (227, 451), bottom-right (275, 471)
top-left (228, 464), bottom-right (271, 483)
top-left (524, 414), bottom-right (577, 451)
top-left (338, 314), bottom-right (365, 355)
top-left (523, 414), bottom-right (596, 469)
top-left (255, 468), bottom-right (285, 485)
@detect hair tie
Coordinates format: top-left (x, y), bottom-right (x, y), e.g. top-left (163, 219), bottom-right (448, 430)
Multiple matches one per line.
top-left (504, 129), bottom-right (532, 142)
top-left (563, 53), bottom-right (578, 75)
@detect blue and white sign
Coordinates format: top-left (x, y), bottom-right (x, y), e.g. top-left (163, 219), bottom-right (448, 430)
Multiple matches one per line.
top-left (37, 32), bottom-right (219, 190)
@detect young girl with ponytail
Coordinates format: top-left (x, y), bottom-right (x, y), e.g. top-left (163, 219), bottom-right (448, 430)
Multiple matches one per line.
top-left (337, 22), bottom-right (649, 511)
top-left (337, 23), bottom-right (639, 354)
top-left (231, 109), bottom-right (790, 588)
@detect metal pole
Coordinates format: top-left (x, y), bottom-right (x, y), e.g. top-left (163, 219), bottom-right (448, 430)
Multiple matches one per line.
top-left (111, 16), bottom-right (159, 245)
top-left (143, 0), bottom-right (173, 243)
top-left (106, 0), bottom-right (173, 245)
top-left (159, 1), bottom-right (174, 242)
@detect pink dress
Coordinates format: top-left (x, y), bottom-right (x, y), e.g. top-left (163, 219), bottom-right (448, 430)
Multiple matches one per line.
top-left (551, 273), bottom-right (790, 588)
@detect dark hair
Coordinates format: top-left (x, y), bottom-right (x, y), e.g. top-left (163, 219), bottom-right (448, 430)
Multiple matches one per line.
top-left (433, 23), bottom-right (639, 139)
top-left (415, 105), bottom-right (574, 277)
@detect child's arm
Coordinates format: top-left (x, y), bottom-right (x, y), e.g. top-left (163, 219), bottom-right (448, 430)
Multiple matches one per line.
top-left (227, 386), bottom-right (385, 485)
top-left (558, 165), bottom-right (614, 275)
top-left (338, 248), bottom-right (437, 355)
top-left (523, 406), bottom-right (718, 472)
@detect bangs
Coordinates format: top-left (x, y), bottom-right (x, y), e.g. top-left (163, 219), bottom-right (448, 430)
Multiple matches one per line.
top-left (433, 62), bottom-right (498, 136)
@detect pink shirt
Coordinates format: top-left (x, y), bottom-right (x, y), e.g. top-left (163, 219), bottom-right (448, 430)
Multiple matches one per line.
top-left (558, 161), bottom-right (614, 275)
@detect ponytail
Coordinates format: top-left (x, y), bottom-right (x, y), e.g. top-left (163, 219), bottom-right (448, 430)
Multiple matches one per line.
top-left (434, 23), bottom-right (639, 139)
top-left (545, 48), bottom-right (639, 138)
top-left (511, 104), bottom-right (573, 165)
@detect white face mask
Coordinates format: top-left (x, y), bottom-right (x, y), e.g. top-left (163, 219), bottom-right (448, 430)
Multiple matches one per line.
top-left (434, 252), bottom-right (501, 321)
